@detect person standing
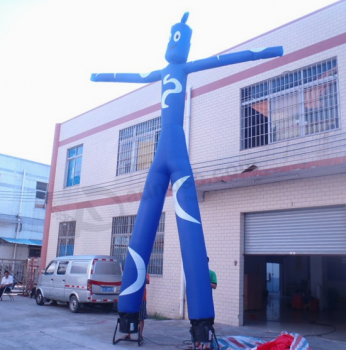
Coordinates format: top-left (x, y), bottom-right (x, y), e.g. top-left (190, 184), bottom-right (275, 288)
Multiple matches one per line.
top-left (123, 273), bottom-right (150, 343)
top-left (195, 259), bottom-right (217, 349)
top-left (139, 273), bottom-right (150, 341)
top-left (208, 257), bottom-right (217, 290)
top-left (0, 270), bottom-right (13, 298)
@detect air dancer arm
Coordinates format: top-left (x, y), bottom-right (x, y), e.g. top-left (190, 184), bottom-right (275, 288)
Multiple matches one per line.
top-left (185, 46), bottom-right (283, 74)
top-left (90, 70), bottom-right (162, 83)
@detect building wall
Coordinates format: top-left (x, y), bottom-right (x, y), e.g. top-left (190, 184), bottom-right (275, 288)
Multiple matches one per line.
top-left (0, 154), bottom-right (50, 258)
top-left (44, 1), bottom-right (346, 326)
top-left (0, 241), bottom-right (29, 260)
top-left (47, 173), bottom-right (346, 324)
top-left (200, 173), bottom-right (346, 325)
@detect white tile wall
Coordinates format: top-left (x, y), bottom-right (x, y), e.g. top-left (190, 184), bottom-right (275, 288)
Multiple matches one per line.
top-left (46, 1), bottom-right (346, 326)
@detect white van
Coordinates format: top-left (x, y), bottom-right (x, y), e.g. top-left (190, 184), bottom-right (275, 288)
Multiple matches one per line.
top-left (36, 255), bottom-right (122, 313)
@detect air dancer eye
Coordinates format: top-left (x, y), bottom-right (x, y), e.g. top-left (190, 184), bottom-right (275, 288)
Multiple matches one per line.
top-left (173, 31), bottom-right (181, 42)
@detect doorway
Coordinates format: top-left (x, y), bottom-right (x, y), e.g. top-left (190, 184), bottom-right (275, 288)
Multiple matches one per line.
top-left (266, 262), bottom-right (280, 293)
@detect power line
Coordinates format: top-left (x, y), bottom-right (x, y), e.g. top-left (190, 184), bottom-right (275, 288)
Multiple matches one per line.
top-left (0, 132), bottom-right (345, 203)
top-left (49, 139), bottom-right (346, 202)
top-left (0, 141), bottom-right (344, 203)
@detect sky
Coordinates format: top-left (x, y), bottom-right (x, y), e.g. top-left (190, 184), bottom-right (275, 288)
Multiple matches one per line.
top-left (0, 0), bottom-right (339, 165)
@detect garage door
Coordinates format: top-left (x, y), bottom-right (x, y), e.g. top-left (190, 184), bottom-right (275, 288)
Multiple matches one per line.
top-left (244, 206), bottom-right (346, 254)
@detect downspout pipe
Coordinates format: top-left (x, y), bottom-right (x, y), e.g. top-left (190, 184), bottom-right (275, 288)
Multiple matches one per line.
top-left (185, 86), bottom-right (192, 151)
top-left (179, 86), bottom-right (192, 319)
top-left (13, 169), bottom-right (25, 260)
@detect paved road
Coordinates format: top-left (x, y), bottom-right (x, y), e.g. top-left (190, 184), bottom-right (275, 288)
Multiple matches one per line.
top-left (0, 296), bottom-right (345, 349)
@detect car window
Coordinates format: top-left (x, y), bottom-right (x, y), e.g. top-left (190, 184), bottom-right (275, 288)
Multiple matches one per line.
top-left (93, 261), bottom-right (122, 275)
top-left (57, 261), bottom-right (69, 275)
top-left (45, 261), bottom-right (57, 275)
top-left (70, 262), bottom-right (89, 275)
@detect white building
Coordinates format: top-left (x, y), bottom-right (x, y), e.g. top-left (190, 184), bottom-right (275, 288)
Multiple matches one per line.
top-left (42, 1), bottom-right (346, 326)
top-left (0, 154), bottom-right (50, 260)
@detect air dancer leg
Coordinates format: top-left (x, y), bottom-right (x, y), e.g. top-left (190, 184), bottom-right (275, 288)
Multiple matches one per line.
top-left (118, 169), bottom-right (170, 314)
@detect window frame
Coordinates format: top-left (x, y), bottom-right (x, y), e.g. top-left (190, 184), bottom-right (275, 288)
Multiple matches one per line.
top-left (65, 145), bottom-right (83, 187)
top-left (57, 221), bottom-right (76, 257)
top-left (116, 117), bottom-right (161, 176)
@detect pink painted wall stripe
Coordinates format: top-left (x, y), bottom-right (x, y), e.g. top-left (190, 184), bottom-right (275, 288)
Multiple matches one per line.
top-left (51, 156), bottom-right (346, 213)
top-left (59, 103), bottom-right (161, 147)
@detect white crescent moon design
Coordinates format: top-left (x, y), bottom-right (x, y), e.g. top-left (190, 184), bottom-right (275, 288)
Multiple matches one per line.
top-left (172, 176), bottom-right (201, 224)
top-left (162, 74), bottom-right (182, 109)
top-left (119, 247), bottom-right (146, 296)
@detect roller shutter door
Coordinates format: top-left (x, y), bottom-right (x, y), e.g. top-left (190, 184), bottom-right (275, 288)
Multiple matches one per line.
top-left (244, 206), bottom-right (346, 254)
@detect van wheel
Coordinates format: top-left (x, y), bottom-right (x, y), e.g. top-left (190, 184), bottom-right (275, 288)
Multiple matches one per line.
top-left (36, 291), bottom-right (45, 305)
top-left (69, 296), bottom-right (80, 313)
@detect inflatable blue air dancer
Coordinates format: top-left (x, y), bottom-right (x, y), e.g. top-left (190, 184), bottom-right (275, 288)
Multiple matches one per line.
top-left (91, 13), bottom-right (283, 345)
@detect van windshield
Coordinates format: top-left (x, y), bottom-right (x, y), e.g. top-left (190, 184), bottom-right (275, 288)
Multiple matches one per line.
top-left (93, 261), bottom-right (121, 275)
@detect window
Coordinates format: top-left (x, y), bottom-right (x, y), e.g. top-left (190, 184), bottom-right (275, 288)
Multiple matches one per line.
top-left (241, 58), bottom-right (339, 149)
top-left (111, 213), bottom-right (165, 275)
top-left (70, 262), bottom-right (89, 275)
top-left (57, 221), bottom-right (75, 257)
top-left (35, 181), bottom-right (48, 208)
top-left (57, 261), bottom-right (69, 275)
top-left (116, 117), bottom-right (161, 175)
top-left (45, 261), bottom-right (57, 275)
top-left (66, 145), bottom-right (83, 187)
top-left (93, 261), bottom-right (122, 275)
top-left (29, 247), bottom-right (41, 258)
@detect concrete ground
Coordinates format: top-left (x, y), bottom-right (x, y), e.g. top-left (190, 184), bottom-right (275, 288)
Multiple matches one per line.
top-left (0, 296), bottom-right (345, 350)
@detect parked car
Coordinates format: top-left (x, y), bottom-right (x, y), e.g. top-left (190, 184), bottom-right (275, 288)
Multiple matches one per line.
top-left (36, 255), bottom-right (122, 312)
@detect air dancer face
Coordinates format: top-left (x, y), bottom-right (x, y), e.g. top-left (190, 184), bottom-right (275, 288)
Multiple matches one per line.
top-left (165, 12), bottom-right (192, 64)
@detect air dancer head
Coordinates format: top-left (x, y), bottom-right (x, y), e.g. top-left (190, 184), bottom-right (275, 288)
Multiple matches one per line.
top-left (165, 12), bottom-right (192, 64)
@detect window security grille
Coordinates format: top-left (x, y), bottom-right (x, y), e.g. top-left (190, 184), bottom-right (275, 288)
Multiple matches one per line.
top-left (241, 58), bottom-right (339, 150)
top-left (111, 213), bottom-right (165, 275)
top-left (57, 221), bottom-right (76, 257)
top-left (116, 117), bottom-right (161, 175)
